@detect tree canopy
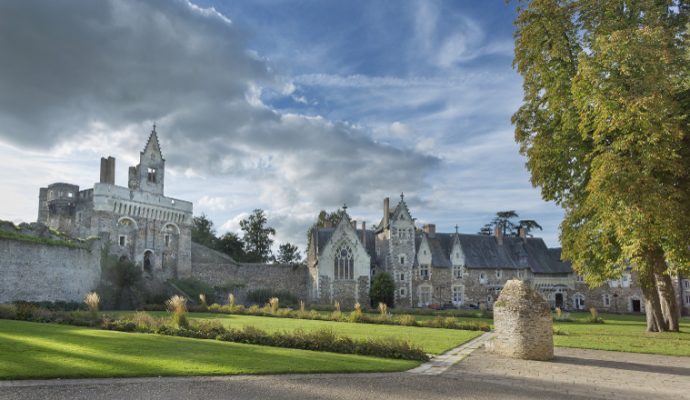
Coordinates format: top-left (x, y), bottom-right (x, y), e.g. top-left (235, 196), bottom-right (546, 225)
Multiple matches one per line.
top-left (240, 209), bottom-right (276, 263)
top-left (275, 243), bottom-right (302, 265)
top-left (512, 0), bottom-right (690, 331)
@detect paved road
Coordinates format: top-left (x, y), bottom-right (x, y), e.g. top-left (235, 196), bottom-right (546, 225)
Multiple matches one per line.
top-left (1, 347), bottom-right (688, 400)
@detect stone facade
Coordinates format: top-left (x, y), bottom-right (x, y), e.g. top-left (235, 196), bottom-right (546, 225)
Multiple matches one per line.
top-left (0, 233), bottom-right (102, 303)
top-left (307, 215), bottom-right (371, 308)
top-left (308, 195), bottom-right (654, 313)
top-left (490, 279), bottom-right (554, 360)
top-left (36, 127), bottom-right (193, 280)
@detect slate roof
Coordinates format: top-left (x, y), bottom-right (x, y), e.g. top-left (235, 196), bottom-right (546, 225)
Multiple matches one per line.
top-left (312, 227), bottom-right (377, 260)
top-left (420, 232), bottom-right (572, 274)
top-left (313, 223), bottom-right (573, 275)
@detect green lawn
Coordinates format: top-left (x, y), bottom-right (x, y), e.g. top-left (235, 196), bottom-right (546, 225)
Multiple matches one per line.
top-left (0, 319), bottom-right (419, 380)
top-left (553, 313), bottom-right (690, 357)
top-left (131, 311), bottom-right (483, 355)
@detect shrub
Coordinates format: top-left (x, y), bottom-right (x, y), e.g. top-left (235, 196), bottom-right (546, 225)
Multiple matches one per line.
top-left (348, 302), bottom-right (364, 323)
top-left (84, 292), bottom-right (100, 318)
top-left (247, 305), bottom-right (261, 314)
top-left (398, 314), bottom-right (418, 326)
top-left (189, 319), bottom-right (227, 339)
top-left (165, 295), bottom-right (189, 328)
top-left (269, 297), bottom-right (280, 314)
top-left (377, 302), bottom-right (390, 321)
top-left (14, 302), bottom-right (38, 320)
top-left (0, 304), bottom-right (17, 320)
top-left (130, 311), bottom-right (163, 332)
top-left (369, 272), bottom-right (395, 307)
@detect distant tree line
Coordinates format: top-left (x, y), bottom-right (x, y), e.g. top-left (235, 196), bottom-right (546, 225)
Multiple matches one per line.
top-left (192, 209), bottom-right (301, 264)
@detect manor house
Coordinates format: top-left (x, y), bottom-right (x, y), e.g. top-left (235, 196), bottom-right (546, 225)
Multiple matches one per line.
top-left (37, 126), bottom-right (193, 278)
top-left (307, 195), bottom-right (661, 313)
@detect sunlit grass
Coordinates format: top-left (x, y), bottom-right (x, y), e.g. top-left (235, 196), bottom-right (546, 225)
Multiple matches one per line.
top-left (553, 312), bottom-right (690, 356)
top-left (0, 320), bottom-right (418, 380)
top-left (129, 311), bottom-right (483, 355)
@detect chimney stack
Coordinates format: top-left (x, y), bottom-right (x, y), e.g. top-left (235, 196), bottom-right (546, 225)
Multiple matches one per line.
top-left (519, 227), bottom-right (527, 240)
top-left (361, 221), bottom-right (366, 245)
top-left (351, 220), bottom-right (357, 230)
top-left (494, 224), bottom-right (504, 245)
top-left (383, 197), bottom-right (390, 228)
top-left (100, 156), bottom-right (115, 184)
top-left (423, 224), bottom-right (436, 235)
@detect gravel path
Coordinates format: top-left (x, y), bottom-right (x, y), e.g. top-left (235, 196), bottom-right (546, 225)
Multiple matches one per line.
top-left (1, 347), bottom-right (688, 400)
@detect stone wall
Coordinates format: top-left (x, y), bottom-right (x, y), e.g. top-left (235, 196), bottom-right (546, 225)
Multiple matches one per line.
top-left (0, 237), bottom-right (102, 303)
top-left (190, 242), bottom-right (309, 302)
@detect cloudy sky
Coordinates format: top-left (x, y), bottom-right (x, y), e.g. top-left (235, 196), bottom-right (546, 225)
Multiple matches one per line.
top-left (0, 0), bottom-right (564, 253)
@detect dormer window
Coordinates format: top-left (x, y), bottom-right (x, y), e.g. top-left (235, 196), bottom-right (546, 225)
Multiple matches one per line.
top-left (147, 167), bottom-right (157, 183)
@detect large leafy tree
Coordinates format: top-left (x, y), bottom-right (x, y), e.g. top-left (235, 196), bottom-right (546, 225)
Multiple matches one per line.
top-left (276, 242), bottom-right (302, 264)
top-left (240, 209), bottom-right (276, 263)
top-left (216, 232), bottom-right (246, 262)
top-left (513, 0), bottom-right (690, 331)
top-left (191, 214), bottom-right (217, 249)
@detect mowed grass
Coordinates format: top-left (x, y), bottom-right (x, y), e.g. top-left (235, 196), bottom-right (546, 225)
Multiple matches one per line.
top-left (553, 313), bottom-right (690, 357)
top-left (135, 311), bottom-right (483, 355)
top-left (0, 319), bottom-right (419, 380)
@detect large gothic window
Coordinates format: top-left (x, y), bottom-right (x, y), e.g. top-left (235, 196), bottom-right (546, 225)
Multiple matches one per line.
top-left (334, 244), bottom-right (354, 280)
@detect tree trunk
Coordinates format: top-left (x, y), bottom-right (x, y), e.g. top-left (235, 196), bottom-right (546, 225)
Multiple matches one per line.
top-left (639, 267), bottom-right (667, 332)
top-left (656, 272), bottom-right (680, 332)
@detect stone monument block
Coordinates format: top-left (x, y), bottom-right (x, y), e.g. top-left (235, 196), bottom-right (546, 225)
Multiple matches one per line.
top-left (489, 279), bottom-right (554, 360)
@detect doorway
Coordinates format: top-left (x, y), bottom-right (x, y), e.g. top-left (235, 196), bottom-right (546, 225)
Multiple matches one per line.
top-left (555, 293), bottom-right (564, 309)
top-left (631, 299), bottom-right (641, 313)
top-left (144, 250), bottom-right (153, 274)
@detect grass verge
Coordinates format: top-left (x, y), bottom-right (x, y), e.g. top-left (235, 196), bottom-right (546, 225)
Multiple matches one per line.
top-left (0, 319), bottom-right (419, 380)
top-left (553, 313), bottom-right (690, 357)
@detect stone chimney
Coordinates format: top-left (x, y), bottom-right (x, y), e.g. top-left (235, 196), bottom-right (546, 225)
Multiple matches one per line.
top-left (423, 224), bottom-right (436, 235)
top-left (351, 220), bottom-right (357, 230)
top-left (383, 197), bottom-right (390, 228)
top-left (100, 156), bottom-right (115, 184)
top-left (519, 227), bottom-right (527, 240)
top-left (494, 224), bottom-right (504, 245)
top-left (361, 221), bottom-right (366, 245)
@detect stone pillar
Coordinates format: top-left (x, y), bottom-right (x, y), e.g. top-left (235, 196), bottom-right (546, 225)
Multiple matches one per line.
top-left (488, 279), bottom-right (553, 360)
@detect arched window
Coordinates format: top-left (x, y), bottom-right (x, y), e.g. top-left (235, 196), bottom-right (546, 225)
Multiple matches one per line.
top-left (334, 244), bottom-right (354, 280)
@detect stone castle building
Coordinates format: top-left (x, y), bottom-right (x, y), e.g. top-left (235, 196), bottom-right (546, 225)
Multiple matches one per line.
top-left (308, 195), bottom-right (688, 313)
top-left (37, 126), bottom-right (193, 279)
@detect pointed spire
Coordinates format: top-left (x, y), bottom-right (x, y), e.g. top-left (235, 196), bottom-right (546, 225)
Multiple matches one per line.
top-left (400, 192), bottom-right (405, 201)
top-left (455, 224), bottom-right (459, 234)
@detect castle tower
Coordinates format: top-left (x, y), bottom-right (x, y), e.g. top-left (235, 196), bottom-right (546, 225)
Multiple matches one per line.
top-left (129, 125), bottom-right (165, 195)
